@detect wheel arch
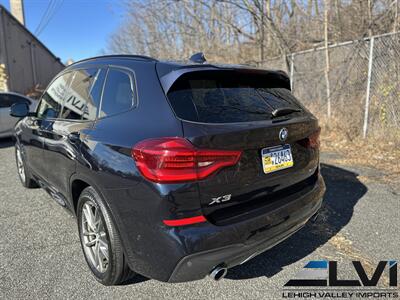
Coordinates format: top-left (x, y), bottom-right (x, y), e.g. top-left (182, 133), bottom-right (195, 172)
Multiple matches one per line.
top-left (70, 179), bottom-right (90, 214)
top-left (69, 173), bottom-right (139, 270)
top-left (69, 173), bottom-right (103, 215)
top-left (69, 173), bottom-right (137, 276)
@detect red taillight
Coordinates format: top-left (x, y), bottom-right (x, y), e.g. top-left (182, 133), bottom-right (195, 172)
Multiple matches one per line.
top-left (132, 137), bottom-right (242, 183)
top-left (299, 127), bottom-right (321, 149)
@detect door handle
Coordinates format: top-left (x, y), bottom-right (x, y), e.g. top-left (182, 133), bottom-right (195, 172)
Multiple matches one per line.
top-left (67, 132), bottom-right (80, 143)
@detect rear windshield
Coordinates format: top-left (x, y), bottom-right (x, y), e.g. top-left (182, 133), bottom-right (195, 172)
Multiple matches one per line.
top-left (166, 70), bottom-right (301, 123)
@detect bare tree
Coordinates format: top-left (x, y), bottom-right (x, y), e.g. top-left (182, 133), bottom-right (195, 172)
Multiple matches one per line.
top-left (106, 0), bottom-right (398, 63)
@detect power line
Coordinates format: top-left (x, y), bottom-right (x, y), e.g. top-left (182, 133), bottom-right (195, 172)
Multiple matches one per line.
top-left (36, 0), bottom-right (64, 37)
top-left (34, 0), bottom-right (64, 37)
top-left (34, 0), bottom-right (55, 36)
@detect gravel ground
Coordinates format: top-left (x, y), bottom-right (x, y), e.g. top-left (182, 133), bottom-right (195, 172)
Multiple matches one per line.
top-left (0, 137), bottom-right (398, 300)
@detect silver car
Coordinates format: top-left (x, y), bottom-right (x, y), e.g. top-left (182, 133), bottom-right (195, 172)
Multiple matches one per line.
top-left (0, 92), bottom-right (37, 138)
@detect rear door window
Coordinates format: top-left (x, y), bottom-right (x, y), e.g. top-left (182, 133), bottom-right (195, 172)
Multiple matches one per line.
top-left (99, 68), bottom-right (134, 118)
top-left (167, 70), bottom-right (301, 123)
top-left (87, 69), bottom-right (107, 119)
top-left (61, 68), bottom-right (105, 121)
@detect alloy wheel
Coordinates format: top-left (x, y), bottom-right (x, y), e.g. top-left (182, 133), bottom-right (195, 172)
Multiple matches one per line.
top-left (81, 200), bottom-right (110, 273)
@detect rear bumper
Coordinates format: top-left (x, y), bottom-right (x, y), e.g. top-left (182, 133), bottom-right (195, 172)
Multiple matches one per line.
top-left (107, 173), bottom-right (325, 282)
top-left (168, 214), bottom-right (313, 282)
top-left (168, 175), bottom-right (324, 282)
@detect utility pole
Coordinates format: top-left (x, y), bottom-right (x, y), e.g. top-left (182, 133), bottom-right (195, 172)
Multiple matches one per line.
top-left (10, 0), bottom-right (25, 25)
top-left (324, 0), bottom-right (331, 119)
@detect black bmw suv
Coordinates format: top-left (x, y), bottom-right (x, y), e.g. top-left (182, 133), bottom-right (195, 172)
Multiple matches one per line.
top-left (11, 54), bottom-right (325, 285)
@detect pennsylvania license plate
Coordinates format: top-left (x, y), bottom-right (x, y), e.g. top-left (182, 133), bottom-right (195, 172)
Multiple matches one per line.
top-left (261, 144), bottom-right (294, 174)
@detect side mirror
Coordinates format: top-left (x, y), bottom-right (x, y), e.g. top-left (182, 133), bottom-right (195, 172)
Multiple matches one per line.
top-left (10, 102), bottom-right (29, 118)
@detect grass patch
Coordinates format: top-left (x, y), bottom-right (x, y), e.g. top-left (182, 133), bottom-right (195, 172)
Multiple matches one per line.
top-left (319, 117), bottom-right (400, 183)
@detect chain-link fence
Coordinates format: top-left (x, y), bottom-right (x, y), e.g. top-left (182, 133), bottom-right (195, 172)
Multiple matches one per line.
top-left (261, 32), bottom-right (400, 139)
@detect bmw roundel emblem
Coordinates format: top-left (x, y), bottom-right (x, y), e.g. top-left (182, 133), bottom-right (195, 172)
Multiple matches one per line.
top-left (279, 128), bottom-right (288, 141)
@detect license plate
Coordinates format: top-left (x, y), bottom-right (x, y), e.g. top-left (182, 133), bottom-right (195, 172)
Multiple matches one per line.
top-left (261, 144), bottom-right (294, 174)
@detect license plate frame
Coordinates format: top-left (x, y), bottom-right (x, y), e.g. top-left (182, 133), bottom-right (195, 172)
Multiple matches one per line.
top-left (261, 144), bottom-right (294, 174)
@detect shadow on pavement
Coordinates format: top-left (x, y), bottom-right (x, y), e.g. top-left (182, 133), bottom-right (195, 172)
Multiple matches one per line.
top-left (121, 274), bottom-right (149, 285)
top-left (0, 137), bottom-right (14, 149)
top-left (226, 163), bottom-right (367, 281)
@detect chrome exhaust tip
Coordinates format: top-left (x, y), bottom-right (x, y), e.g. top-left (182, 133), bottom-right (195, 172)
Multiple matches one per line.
top-left (209, 265), bottom-right (228, 281)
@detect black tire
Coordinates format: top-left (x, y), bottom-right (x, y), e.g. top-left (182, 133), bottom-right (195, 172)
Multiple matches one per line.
top-left (15, 144), bottom-right (39, 188)
top-left (77, 186), bottom-right (135, 285)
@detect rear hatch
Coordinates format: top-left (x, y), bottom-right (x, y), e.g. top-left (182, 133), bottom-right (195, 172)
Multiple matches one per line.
top-left (162, 67), bottom-right (320, 225)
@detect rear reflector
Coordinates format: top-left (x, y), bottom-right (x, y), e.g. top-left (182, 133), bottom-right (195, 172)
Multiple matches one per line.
top-left (132, 137), bottom-right (242, 183)
top-left (163, 215), bottom-right (207, 226)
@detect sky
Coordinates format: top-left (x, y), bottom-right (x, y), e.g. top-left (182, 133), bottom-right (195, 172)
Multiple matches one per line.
top-left (0, 0), bottom-right (125, 63)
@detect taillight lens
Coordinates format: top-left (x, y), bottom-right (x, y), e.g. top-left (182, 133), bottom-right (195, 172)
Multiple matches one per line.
top-left (132, 137), bottom-right (242, 183)
top-left (299, 127), bottom-right (321, 149)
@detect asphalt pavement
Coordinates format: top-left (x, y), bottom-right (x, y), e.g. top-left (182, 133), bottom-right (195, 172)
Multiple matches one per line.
top-left (0, 137), bottom-right (398, 300)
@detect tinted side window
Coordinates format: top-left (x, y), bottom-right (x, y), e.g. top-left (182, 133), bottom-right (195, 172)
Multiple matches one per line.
top-left (10, 95), bottom-right (31, 105)
top-left (99, 69), bottom-right (134, 117)
top-left (37, 72), bottom-right (72, 119)
top-left (0, 94), bottom-right (30, 108)
top-left (86, 69), bottom-right (106, 120)
top-left (0, 94), bottom-right (13, 108)
top-left (61, 68), bottom-right (102, 120)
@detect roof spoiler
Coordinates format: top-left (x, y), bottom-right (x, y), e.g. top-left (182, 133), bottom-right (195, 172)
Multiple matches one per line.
top-left (158, 67), bottom-right (291, 94)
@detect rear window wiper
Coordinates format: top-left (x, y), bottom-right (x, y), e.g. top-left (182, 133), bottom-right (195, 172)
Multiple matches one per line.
top-left (212, 105), bottom-right (269, 115)
top-left (271, 107), bottom-right (301, 118)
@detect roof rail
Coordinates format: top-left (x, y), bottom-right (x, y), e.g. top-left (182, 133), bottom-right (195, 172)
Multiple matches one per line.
top-left (68, 54), bottom-right (158, 66)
